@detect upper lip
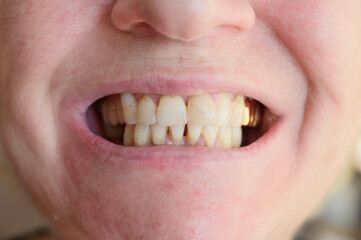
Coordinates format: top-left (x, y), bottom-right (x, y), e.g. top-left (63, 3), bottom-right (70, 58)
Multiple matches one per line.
top-left (61, 67), bottom-right (289, 119)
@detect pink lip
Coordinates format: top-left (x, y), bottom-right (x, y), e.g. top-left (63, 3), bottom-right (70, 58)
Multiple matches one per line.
top-left (60, 71), bottom-right (290, 168)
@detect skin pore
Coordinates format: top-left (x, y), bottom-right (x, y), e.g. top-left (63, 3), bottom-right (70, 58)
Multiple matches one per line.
top-left (1, 0), bottom-right (361, 239)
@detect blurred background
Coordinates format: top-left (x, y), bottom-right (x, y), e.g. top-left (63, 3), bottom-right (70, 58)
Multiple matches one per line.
top-left (1, 127), bottom-right (361, 240)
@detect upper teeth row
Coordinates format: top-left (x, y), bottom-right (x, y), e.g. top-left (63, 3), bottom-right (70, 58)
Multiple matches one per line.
top-left (101, 93), bottom-right (256, 148)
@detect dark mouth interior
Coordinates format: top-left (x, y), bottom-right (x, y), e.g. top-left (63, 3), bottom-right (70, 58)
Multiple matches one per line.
top-left (86, 95), bottom-right (275, 148)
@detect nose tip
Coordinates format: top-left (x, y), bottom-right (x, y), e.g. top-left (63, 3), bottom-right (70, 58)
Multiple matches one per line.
top-left (111, 0), bottom-right (255, 40)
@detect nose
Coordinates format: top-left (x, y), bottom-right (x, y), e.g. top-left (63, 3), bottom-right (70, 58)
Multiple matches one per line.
top-left (111, 0), bottom-right (255, 40)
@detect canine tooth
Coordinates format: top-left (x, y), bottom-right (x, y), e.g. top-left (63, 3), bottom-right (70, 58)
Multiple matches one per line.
top-left (116, 96), bottom-right (124, 124)
top-left (169, 125), bottom-right (185, 145)
top-left (187, 125), bottom-right (202, 145)
top-left (134, 124), bottom-right (151, 146)
top-left (230, 95), bottom-right (245, 127)
top-left (123, 125), bottom-right (135, 146)
top-left (217, 126), bottom-right (232, 149)
top-left (188, 94), bottom-right (216, 125)
top-left (101, 99), bottom-right (110, 124)
top-left (137, 95), bottom-right (157, 125)
top-left (121, 93), bottom-right (137, 124)
top-left (216, 93), bottom-right (231, 126)
top-left (151, 124), bottom-right (167, 145)
top-left (157, 96), bottom-right (187, 126)
top-left (108, 98), bottom-right (119, 126)
top-left (202, 126), bottom-right (218, 147)
top-left (231, 127), bottom-right (242, 148)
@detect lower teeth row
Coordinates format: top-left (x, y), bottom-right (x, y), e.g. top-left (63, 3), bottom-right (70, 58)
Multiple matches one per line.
top-left (99, 93), bottom-right (263, 148)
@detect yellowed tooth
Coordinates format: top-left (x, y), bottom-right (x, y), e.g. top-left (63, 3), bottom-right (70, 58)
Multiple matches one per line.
top-left (116, 96), bottom-right (124, 124)
top-left (216, 93), bottom-right (231, 127)
top-left (186, 125), bottom-right (202, 145)
top-left (121, 93), bottom-right (137, 125)
top-left (101, 99), bottom-right (110, 125)
top-left (202, 126), bottom-right (218, 147)
top-left (157, 96), bottom-right (187, 126)
top-left (136, 95), bottom-right (157, 125)
top-left (230, 95), bottom-right (245, 127)
top-left (188, 94), bottom-right (216, 125)
top-left (217, 126), bottom-right (232, 149)
top-left (151, 124), bottom-right (167, 145)
top-left (123, 125), bottom-right (135, 146)
top-left (231, 127), bottom-right (242, 148)
top-left (134, 124), bottom-right (151, 146)
top-left (169, 125), bottom-right (185, 145)
top-left (108, 97), bottom-right (119, 126)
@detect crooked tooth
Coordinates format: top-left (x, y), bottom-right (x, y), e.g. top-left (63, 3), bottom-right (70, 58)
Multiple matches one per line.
top-left (137, 95), bottom-right (157, 125)
top-left (108, 97), bottom-right (119, 126)
top-left (157, 96), bottom-right (187, 126)
top-left (188, 94), bottom-right (216, 125)
top-left (202, 126), bottom-right (218, 147)
top-left (187, 125), bottom-right (202, 145)
top-left (231, 127), bottom-right (242, 148)
top-left (101, 99), bottom-right (110, 125)
top-left (169, 125), bottom-right (185, 146)
top-left (231, 95), bottom-right (245, 127)
top-left (123, 125), bottom-right (135, 146)
top-left (134, 124), bottom-right (151, 146)
top-left (217, 126), bottom-right (232, 149)
top-left (216, 93), bottom-right (231, 127)
top-left (116, 96), bottom-right (124, 124)
top-left (151, 124), bottom-right (167, 145)
top-left (121, 93), bottom-right (137, 125)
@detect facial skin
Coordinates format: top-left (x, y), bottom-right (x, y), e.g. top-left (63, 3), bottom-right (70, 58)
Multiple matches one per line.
top-left (1, 0), bottom-right (361, 239)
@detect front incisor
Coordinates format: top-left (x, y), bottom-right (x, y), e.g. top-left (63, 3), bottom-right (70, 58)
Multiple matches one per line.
top-left (187, 125), bottom-right (202, 145)
top-left (151, 124), bottom-right (167, 145)
top-left (231, 95), bottom-right (245, 127)
top-left (216, 93), bottom-right (231, 126)
top-left (121, 93), bottom-right (137, 125)
top-left (137, 95), bottom-right (157, 125)
top-left (157, 96), bottom-right (187, 126)
top-left (134, 124), bottom-right (151, 146)
top-left (202, 125), bottom-right (218, 147)
top-left (170, 125), bottom-right (185, 145)
top-left (188, 94), bottom-right (216, 125)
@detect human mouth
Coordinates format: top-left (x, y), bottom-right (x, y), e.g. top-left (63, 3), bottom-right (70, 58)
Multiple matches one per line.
top-left (86, 92), bottom-right (274, 149)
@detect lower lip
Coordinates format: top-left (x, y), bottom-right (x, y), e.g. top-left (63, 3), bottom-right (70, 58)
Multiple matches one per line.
top-left (66, 108), bottom-right (284, 169)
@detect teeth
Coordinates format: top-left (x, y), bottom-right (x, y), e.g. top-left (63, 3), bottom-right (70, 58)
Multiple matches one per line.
top-left (216, 93), bottom-right (231, 127)
top-left (231, 127), bottom-right (242, 148)
top-left (169, 125), bottom-right (185, 145)
top-left (157, 96), bottom-right (187, 126)
top-left (230, 95), bottom-right (245, 127)
top-left (108, 97), bottom-right (119, 126)
top-left (187, 125), bottom-right (202, 145)
top-left (137, 95), bottom-right (157, 125)
top-left (116, 96), bottom-right (124, 124)
top-left (102, 93), bottom-right (261, 148)
top-left (202, 126), bottom-right (218, 147)
top-left (151, 124), bottom-right (168, 145)
top-left (188, 94), bottom-right (216, 125)
top-left (217, 126), bottom-right (232, 149)
top-left (121, 93), bottom-right (138, 125)
top-left (123, 125), bottom-right (135, 146)
top-left (134, 124), bottom-right (151, 146)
